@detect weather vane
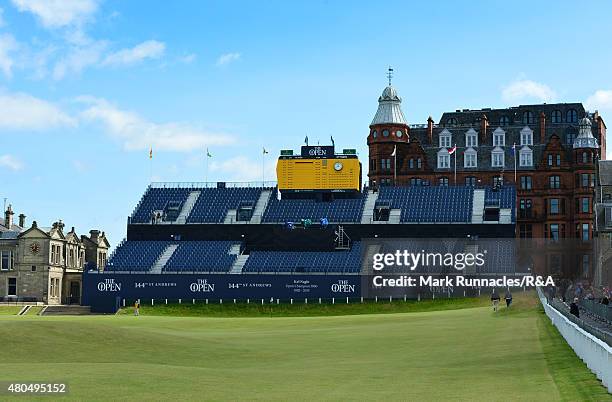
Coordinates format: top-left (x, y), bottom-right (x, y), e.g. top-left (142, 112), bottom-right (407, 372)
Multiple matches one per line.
top-left (387, 66), bottom-right (394, 86)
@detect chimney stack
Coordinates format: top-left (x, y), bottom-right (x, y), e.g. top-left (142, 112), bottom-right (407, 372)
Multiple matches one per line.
top-left (18, 214), bottom-right (25, 228)
top-left (4, 205), bottom-right (13, 229)
top-left (480, 114), bottom-right (488, 144)
top-left (539, 112), bottom-right (546, 143)
top-left (427, 116), bottom-right (434, 144)
top-left (90, 230), bottom-right (100, 242)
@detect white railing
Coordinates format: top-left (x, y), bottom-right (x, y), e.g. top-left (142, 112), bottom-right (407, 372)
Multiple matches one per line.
top-left (149, 181), bottom-right (277, 189)
top-left (537, 289), bottom-right (612, 392)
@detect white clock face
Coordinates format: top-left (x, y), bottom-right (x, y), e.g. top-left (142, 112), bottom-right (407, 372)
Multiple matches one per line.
top-left (334, 162), bottom-right (343, 171)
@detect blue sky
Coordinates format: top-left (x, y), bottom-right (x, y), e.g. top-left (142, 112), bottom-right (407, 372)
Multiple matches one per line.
top-left (1, 0), bottom-right (612, 246)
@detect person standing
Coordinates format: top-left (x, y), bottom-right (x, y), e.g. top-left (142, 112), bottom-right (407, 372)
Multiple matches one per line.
top-left (569, 298), bottom-right (580, 318)
top-left (491, 289), bottom-right (500, 312)
top-left (134, 300), bottom-right (140, 316)
top-left (505, 289), bottom-right (513, 308)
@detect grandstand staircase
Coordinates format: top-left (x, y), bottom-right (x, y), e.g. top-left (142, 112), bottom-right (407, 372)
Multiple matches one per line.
top-left (471, 189), bottom-right (485, 224)
top-left (499, 209), bottom-right (512, 224)
top-left (360, 190), bottom-right (378, 224)
top-left (230, 254), bottom-right (249, 274)
top-left (176, 191), bottom-right (201, 223)
top-left (388, 209), bottom-right (401, 224)
top-left (150, 244), bottom-right (179, 274)
top-left (224, 210), bottom-right (237, 223)
top-left (250, 190), bottom-right (272, 224)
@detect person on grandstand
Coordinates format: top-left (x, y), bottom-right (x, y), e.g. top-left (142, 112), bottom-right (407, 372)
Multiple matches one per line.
top-left (504, 289), bottom-right (513, 308)
top-left (569, 298), bottom-right (580, 318)
top-left (491, 289), bottom-right (500, 312)
top-left (134, 300), bottom-right (140, 316)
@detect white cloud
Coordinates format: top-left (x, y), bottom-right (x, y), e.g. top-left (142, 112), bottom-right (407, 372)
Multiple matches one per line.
top-left (210, 156), bottom-right (276, 182)
top-left (11, 0), bottom-right (99, 29)
top-left (52, 39), bottom-right (106, 79)
top-left (0, 34), bottom-right (18, 77)
top-left (179, 53), bottom-right (196, 64)
top-left (78, 97), bottom-right (236, 152)
top-left (0, 92), bottom-right (75, 130)
top-left (102, 40), bottom-right (165, 66)
top-left (585, 90), bottom-right (612, 112)
top-left (216, 52), bottom-right (240, 66)
top-left (502, 79), bottom-right (556, 104)
top-left (0, 154), bottom-right (24, 171)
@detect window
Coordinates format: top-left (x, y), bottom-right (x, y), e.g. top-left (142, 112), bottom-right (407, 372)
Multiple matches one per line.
top-left (31, 265), bottom-right (36, 272)
top-left (7, 278), bottom-right (17, 296)
top-left (499, 116), bottom-right (510, 126)
top-left (582, 223), bottom-right (590, 241)
top-left (567, 109), bottom-right (578, 123)
top-left (520, 176), bottom-right (532, 190)
top-left (396, 130), bottom-right (403, 138)
top-left (50, 245), bottom-right (55, 264)
top-left (549, 224), bottom-right (560, 241)
top-left (370, 159), bottom-right (376, 172)
top-left (580, 173), bottom-right (590, 188)
top-left (381, 159), bottom-right (391, 171)
top-left (582, 152), bottom-right (589, 164)
top-left (556, 154), bottom-right (561, 166)
top-left (409, 159), bottom-right (414, 169)
top-left (464, 150), bottom-right (477, 168)
top-left (447, 117), bottom-right (458, 126)
top-left (519, 224), bottom-right (533, 238)
top-left (520, 199), bottom-right (533, 218)
top-left (410, 178), bottom-right (422, 186)
top-left (0, 251), bottom-right (10, 271)
top-left (439, 130), bottom-right (451, 148)
top-left (417, 158), bottom-right (422, 169)
top-left (493, 128), bottom-right (505, 146)
top-left (438, 153), bottom-right (450, 169)
top-left (439, 177), bottom-right (449, 186)
top-left (491, 150), bottom-right (504, 167)
top-left (520, 127), bottom-right (533, 145)
top-left (372, 130), bottom-right (377, 138)
top-left (519, 148), bottom-right (533, 167)
top-left (549, 176), bottom-right (560, 189)
top-left (566, 133), bottom-right (576, 144)
top-left (522, 111), bottom-right (535, 125)
top-left (465, 129), bottom-right (478, 147)
top-left (493, 176), bottom-right (503, 187)
top-left (548, 198), bottom-right (564, 215)
top-left (382, 129), bottom-right (389, 137)
top-left (465, 176), bottom-right (477, 186)
top-left (547, 154), bottom-right (553, 166)
top-left (581, 197), bottom-right (590, 213)
top-left (551, 110), bottom-right (562, 123)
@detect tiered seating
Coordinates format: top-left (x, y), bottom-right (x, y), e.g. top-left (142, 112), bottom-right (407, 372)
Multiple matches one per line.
top-left (378, 186), bottom-right (473, 223)
top-left (105, 240), bottom-right (169, 272)
top-left (243, 242), bottom-right (362, 273)
top-left (163, 241), bottom-right (239, 273)
top-left (485, 186), bottom-right (516, 217)
top-left (262, 196), bottom-right (366, 223)
top-left (131, 187), bottom-right (192, 223)
top-left (187, 187), bottom-right (263, 223)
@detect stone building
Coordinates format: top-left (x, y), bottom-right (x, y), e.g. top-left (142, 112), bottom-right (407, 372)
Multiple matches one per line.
top-left (594, 160), bottom-right (612, 287)
top-left (0, 205), bottom-right (109, 304)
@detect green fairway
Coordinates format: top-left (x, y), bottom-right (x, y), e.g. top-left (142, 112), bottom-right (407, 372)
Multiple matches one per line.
top-left (0, 297), bottom-right (609, 401)
top-left (0, 306), bottom-right (21, 315)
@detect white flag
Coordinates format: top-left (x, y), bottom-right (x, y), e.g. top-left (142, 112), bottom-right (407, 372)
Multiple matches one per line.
top-left (391, 145), bottom-right (396, 157)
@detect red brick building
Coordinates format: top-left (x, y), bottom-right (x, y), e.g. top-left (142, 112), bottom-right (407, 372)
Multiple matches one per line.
top-left (367, 84), bottom-right (607, 241)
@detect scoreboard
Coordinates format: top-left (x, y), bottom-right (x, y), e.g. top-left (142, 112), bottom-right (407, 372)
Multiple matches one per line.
top-left (277, 146), bottom-right (361, 192)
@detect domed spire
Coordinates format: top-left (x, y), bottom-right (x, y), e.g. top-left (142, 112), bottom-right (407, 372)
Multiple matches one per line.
top-left (370, 67), bottom-right (407, 126)
top-left (573, 114), bottom-right (599, 149)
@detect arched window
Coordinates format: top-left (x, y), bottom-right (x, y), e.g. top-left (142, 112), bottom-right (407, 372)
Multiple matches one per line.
top-left (522, 111), bottom-right (535, 125)
top-left (382, 129), bottom-right (390, 137)
top-left (567, 109), bottom-right (578, 123)
top-left (417, 158), bottom-right (422, 169)
top-left (372, 130), bottom-right (377, 138)
top-left (551, 110), bottom-right (562, 123)
top-left (409, 158), bottom-right (414, 169)
top-left (447, 117), bottom-right (458, 126)
top-left (499, 116), bottom-right (510, 126)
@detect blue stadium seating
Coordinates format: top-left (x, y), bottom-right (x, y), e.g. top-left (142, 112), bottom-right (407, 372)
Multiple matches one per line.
top-left (378, 186), bottom-right (473, 223)
top-left (243, 242), bottom-right (361, 273)
top-left (163, 241), bottom-right (239, 273)
top-left (262, 196), bottom-right (366, 223)
top-left (131, 187), bottom-right (192, 223)
top-left (105, 240), bottom-right (169, 272)
top-left (186, 187), bottom-right (264, 223)
top-left (485, 186), bottom-right (516, 221)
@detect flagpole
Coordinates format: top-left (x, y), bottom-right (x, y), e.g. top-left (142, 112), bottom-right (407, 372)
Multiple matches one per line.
top-left (262, 148), bottom-right (265, 187)
top-left (513, 143), bottom-right (517, 183)
top-left (393, 147), bottom-right (397, 185)
top-left (205, 148), bottom-right (209, 184)
top-left (454, 144), bottom-right (457, 185)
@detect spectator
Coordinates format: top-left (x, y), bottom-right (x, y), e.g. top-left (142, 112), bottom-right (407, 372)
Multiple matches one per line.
top-left (570, 298), bottom-right (580, 318)
top-left (491, 289), bottom-right (500, 312)
top-left (601, 295), bottom-right (609, 306)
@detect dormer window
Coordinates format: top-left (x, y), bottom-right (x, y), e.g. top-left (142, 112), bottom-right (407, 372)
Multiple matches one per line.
top-left (493, 127), bottom-right (505, 146)
top-left (551, 110), bottom-right (562, 123)
top-left (499, 116), bottom-right (510, 126)
top-left (464, 148), bottom-right (477, 168)
top-left (520, 126), bottom-right (533, 146)
top-left (465, 128), bottom-right (478, 147)
top-left (519, 147), bottom-right (533, 167)
top-left (439, 129), bottom-right (451, 148)
top-left (522, 111), bottom-right (535, 125)
top-left (447, 117), bottom-right (458, 126)
top-left (491, 147), bottom-right (505, 167)
top-left (437, 149), bottom-right (450, 169)
top-left (567, 109), bottom-right (578, 123)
